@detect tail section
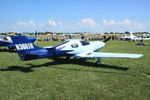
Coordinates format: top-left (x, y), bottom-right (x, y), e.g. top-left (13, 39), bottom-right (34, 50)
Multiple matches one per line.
top-left (130, 32), bottom-right (135, 40)
top-left (10, 36), bottom-right (54, 61)
top-left (27, 37), bottom-right (36, 42)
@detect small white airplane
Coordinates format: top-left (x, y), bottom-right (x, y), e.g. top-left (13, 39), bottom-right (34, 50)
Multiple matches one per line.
top-left (121, 32), bottom-right (150, 41)
top-left (120, 32), bottom-right (136, 41)
top-left (133, 34), bottom-right (150, 41)
top-left (10, 36), bottom-right (143, 64)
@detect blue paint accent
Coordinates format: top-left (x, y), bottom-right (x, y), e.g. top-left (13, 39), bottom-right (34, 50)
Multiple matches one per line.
top-left (10, 36), bottom-right (72, 61)
top-left (0, 36), bottom-right (36, 47)
top-left (10, 36), bottom-right (54, 60)
top-left (56, 46), bottom-right (66, 50)
top-left (55, 50), bottom-right (74, 55)
top-left (0, 41), bottom-right (10, 46)
top-left (27, 37), bottom-right (36, 42)
top-left (55, 41), bottom-right (69, 48)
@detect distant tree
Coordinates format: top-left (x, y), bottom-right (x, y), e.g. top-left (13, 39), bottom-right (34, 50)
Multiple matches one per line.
top-left (125, 31), bottom-right (130, 34)
top-left (104, 32), bottom-right (109, 34)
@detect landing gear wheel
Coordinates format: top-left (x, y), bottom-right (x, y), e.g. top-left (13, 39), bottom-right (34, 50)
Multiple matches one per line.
top-left (96, 57), bottom-right (102, 65)
top-left (66, 56), bottom-right (70, 60)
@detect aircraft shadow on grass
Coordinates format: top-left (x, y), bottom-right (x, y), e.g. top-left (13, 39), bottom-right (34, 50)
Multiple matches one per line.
top-left (0, 49), bottom-right (16, 53)
top-left (0, 57), bottom-right (138, 77)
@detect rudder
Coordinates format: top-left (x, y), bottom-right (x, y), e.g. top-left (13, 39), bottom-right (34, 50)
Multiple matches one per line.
top-left (10, 36), bottom-right (49, 61)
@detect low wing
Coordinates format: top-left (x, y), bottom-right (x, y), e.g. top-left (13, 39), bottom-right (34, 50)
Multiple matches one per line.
top-left (74, 52), bottom-right (143, 58)
top-left (44, 46), bottom-right (54, 49)
top-left (44, 46), bottom-right (54, 50)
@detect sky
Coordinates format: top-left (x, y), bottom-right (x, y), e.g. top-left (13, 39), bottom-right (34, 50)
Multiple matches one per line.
top-left (0, 0), bottom-right (150, 33)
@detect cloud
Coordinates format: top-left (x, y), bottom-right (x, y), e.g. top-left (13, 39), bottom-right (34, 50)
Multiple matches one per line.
top-left (1, 18), bottom-right (150, 32)
top-left (122, 19), bottom-right (133, 26)
top-left (5, 20), bottom-right (45, 32)
top-left (18, 20), bottom-right (37, 27)
top-left (100, 19), bottom-right (150, 32)
top-left (47, 20), bottom-right (61, 27)
top-left (78, 18), bottom-right (97, 29)
top-left (102, 19), bottom-right (116, 26)
top-left (9, 20), bottom-right (62, 32)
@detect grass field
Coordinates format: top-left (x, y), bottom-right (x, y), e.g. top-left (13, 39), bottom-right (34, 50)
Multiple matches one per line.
top-left (0, 40), bottom-right (150, 100)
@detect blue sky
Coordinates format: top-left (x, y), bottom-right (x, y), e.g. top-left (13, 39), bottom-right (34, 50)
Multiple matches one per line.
top-left (0, 0), bottom-right (150, 32)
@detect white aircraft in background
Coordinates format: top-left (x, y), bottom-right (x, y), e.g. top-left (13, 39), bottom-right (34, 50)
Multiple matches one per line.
top-left (121, 32), bottom-right (150, 41)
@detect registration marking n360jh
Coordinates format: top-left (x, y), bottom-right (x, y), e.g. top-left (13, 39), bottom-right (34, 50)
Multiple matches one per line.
top-left (15, 43), bottom-right (34, 50)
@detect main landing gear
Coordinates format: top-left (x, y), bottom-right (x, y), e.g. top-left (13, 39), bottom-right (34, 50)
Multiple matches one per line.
top-left (96, 57), bottom-right (102, 65)
top-left (8, 47), bottom-right (16, 51)
top-left (66, 56), bottom-right (71, 60)
top-left (65, 56), bottom-right (103, 65)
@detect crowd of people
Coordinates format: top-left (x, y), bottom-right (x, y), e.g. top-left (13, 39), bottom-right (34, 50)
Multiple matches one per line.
top-left (36, 35), bottom-right (119, 42)
top-left (37, 36), bottom-right (69, 41)
top-left (81, 35), bottom-right (119, 41)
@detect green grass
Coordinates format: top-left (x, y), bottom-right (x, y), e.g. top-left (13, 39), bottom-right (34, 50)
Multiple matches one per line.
top-left (0, 40), bottom-right (150, 100)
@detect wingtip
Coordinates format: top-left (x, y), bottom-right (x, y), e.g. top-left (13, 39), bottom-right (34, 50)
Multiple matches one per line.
top-left (131, 54), bottom-right (143, 58)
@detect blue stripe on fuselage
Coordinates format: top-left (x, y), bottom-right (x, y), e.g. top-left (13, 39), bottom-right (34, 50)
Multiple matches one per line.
top-left (55, 41), bottom-right (69, 48)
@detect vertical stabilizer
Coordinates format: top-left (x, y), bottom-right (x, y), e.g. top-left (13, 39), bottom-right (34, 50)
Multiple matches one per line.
top-left (10, 36), bottom-right (54, 60)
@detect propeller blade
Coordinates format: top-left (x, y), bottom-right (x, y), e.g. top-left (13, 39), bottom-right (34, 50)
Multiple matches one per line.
top-left (103, 36), bottom-right (111, 42)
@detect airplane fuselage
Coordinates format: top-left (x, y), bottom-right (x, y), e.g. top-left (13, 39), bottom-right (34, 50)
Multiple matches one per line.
top-left (55, 39), bottom-right (105, 56)
top-left (8, 36), bottom-right (143, 63)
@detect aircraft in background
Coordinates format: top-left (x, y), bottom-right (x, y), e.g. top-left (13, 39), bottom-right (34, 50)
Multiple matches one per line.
top-left (10, 36), bottom-right (143, 64)
top-left (132, 33), bottom-right (150, 41)
top-left (120, 32), bottom-right (136, 41)
top-left (0, 36), bottom-right (36, 50)
top-left (121, 32), bottom-right (150, 41)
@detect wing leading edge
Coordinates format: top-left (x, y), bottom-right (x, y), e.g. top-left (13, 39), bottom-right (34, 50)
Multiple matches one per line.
top-left (74, 52), bottom-right (143, 58)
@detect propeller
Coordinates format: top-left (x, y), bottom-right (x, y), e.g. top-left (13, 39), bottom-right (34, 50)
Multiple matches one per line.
top-left (103, 36), bottom-right (111, 42)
